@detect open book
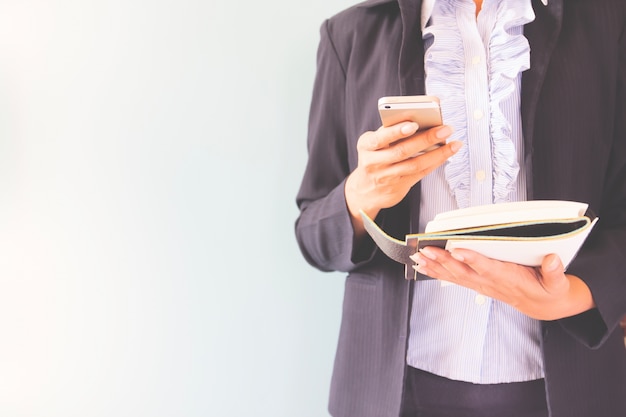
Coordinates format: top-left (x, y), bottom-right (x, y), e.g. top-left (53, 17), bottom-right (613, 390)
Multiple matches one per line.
top-left (361, 200), bottom-right (598, 280)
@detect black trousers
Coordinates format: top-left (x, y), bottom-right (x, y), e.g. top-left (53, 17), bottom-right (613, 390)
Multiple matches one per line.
top-left (400, 367), bottom-right (549, 417)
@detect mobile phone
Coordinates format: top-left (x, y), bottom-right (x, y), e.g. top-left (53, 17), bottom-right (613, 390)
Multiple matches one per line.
top-left (378, 95), bottom-right (442, 129)
top-left (378, 95), bottom-right (444, 153)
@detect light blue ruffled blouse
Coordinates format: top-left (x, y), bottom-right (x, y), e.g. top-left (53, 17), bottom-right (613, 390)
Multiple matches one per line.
top-left (407, 0), bottom-right (548, 384)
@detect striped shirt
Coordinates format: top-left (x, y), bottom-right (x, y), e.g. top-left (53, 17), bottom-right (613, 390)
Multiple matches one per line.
top-left (406, 0), bottom-right (548, 384)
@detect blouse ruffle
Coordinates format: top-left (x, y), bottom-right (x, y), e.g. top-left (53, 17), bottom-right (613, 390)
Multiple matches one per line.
top-left (423, 0), bottom-right (535, 208)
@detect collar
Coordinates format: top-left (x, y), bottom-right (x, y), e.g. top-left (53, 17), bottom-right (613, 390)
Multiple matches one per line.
top-left (421, 0), bottom-right (548, 31)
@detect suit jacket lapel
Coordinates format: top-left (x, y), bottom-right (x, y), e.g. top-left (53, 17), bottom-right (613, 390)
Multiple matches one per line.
top-left (396, 0), bottom-right (426, 233)
top-left (398, 0), bottom-right (425, 96)
top-left (522, 0), bottom-right (564, 169)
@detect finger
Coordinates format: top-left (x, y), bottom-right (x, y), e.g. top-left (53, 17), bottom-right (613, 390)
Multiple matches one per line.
top-left (447, 248), bottom-right (521, 291)
top-left (412, 247), bottom-right (474, 283)
top-left (359, 122), bottom-right (419, 152)
top-left (382, 139), bottom-right (461, 186)
top-left (408, 139), bottom-right (462, 173)
top-left (445, 248), bottom-right (509, 293)
top-left (421, 125), bottom-right (455, 152)
top-left (448, 248), bottom-right (495, 276)
top-left (539, 254), bottom-right (568, 294)
top-left (388, 125), bottom-right (455, 160)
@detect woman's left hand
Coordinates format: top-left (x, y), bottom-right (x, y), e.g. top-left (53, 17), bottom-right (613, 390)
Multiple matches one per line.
top-left (410, 247), bottom-right (595, 321)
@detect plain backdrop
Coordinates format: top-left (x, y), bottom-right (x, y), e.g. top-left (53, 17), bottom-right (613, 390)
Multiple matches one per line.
top-left (0, 0), bottom-right (357, 415)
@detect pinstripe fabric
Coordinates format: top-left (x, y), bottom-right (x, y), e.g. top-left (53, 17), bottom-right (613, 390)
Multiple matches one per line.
top-left (406, 0), bottom-right (544, 384)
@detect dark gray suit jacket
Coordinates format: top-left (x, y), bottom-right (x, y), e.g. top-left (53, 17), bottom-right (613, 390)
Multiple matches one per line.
top-left (295, 1), bottom-right (626, 416)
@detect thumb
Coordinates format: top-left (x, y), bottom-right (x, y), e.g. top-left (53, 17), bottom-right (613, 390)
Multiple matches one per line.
top-left (540, 254), bottom-right (567, 293)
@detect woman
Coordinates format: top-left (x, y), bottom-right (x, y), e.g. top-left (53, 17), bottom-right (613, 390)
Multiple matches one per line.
top-left (295, 1), bottom-right (626, 416)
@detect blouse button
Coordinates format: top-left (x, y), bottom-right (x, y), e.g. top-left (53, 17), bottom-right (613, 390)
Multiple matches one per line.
top-left (475, 294), bottom-right (487, 305)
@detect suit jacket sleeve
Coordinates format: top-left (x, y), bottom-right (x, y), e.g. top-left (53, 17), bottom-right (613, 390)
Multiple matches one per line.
top-left (295, 19), bottom-right (377, 273)
top-left (558, 13), bottom-right (626, 348)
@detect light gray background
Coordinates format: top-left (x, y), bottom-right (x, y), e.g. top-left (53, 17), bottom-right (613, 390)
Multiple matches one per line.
top-left (0, 0), bottom-right (356, 415)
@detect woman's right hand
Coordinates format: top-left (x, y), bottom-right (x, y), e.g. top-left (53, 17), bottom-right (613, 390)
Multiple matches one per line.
top-left (345, 121), bottom-right (460, 237)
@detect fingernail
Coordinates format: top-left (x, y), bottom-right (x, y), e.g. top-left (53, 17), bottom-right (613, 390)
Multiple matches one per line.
top-left (450, 141), bottom-right (463, 152)
top-left (412, 264), bottom-right (427, 275)
top-left (450, 250), bottom-right (465, 262)
top-left (419, 247), bottom-right (437, 260)
top-left (545, 255), bottom-right (561, 272)
top-left (401, 122), bottom-right (419, 135)
top-left (435, 125), bottom-right (453, 139)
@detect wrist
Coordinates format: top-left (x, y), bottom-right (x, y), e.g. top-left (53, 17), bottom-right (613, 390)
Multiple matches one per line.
top-left (564, 274), bottom-right (596, 317)
top-left (345, 173), bottom-right (379, 220)
top-left (344, 175), bottom-right (379, 240)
